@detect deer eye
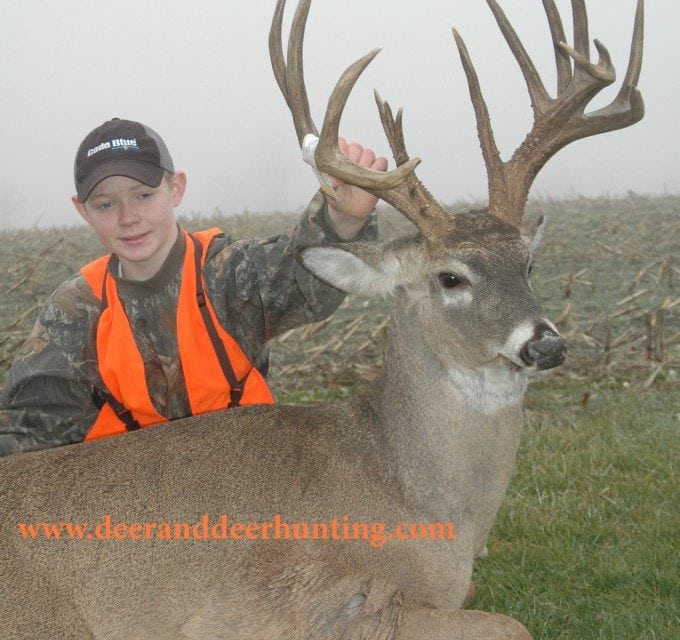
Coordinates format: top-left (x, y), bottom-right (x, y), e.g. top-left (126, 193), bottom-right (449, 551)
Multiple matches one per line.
top-left (438, 273), bottom-right (465, 289)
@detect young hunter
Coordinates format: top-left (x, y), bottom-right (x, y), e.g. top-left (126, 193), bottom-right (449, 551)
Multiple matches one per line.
top-left (0, 118), bottom-right (386, 456)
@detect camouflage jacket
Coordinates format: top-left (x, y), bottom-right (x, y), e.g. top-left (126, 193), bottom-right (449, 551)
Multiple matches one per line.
top-left (0, 192), bottom-right (378, 456)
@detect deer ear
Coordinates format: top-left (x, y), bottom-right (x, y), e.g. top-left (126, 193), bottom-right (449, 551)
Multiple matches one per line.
top-left (520, 215), bottom-right (546, 255)
top-left (299, 239), bottom-right (419, 297)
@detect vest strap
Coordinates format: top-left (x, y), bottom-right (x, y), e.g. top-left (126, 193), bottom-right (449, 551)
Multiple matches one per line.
top-left (189, 234), bottom-right (249, 408)
top-left (91, 386), bottom-right (141, 431)
top-left (90, 265), bottom-right (142, 433)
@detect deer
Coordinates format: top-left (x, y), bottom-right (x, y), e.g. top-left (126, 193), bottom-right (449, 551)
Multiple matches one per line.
top-left (0, 0), bottom-right (643, 638)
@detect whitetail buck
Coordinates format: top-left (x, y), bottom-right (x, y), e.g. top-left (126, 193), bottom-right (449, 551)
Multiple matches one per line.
top-left (0, 1), bottom-right (643, 638)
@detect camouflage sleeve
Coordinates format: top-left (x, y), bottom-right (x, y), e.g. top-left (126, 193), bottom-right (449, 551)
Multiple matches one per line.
top-left (0, 282), bottom-right (100, 457)
top-left (203, 190), bottom-right (379, 363)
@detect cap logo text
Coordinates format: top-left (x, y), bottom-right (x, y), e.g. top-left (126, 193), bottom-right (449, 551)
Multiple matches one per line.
top-left (87, 138), bottom-right (139, 157)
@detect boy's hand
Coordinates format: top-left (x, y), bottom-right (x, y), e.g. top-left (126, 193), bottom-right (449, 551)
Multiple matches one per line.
top-left (325, 137), bottom-right (388, 240)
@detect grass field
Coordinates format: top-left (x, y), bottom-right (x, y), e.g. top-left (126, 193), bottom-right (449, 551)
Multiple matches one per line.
top-left (0, 195), bottom-right (678, 638)
top-left (477, 379), bottom-right (678, 639)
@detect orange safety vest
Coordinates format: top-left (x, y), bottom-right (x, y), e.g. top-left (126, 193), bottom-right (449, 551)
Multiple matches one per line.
top-left (80, 228), bottom-right (274, 441)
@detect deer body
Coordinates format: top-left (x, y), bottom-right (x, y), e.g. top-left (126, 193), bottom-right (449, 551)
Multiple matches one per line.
top-left (0, 0), bottom-right (644, 637)
top-left (1, 301), bottom-right (526, 638)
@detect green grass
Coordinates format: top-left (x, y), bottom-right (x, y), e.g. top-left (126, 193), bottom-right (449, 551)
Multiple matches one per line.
top-left (473, 380), bottom-right (679, 639)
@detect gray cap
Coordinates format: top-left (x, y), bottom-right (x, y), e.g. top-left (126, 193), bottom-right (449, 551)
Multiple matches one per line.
top-left (74, 118), bottom-right (175, 201)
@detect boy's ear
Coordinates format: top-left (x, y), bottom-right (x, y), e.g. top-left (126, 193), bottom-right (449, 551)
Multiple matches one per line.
top-left (71, 195), bottom-right (91, 225)
top-left (520, 215), bottom-right (546, 255)
top-left (170, 171), bottom-right (187, 206)
top-left (299, 236), bottom-right (423, 297)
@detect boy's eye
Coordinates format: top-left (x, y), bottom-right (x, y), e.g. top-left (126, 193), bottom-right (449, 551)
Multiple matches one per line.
top-left (97, 202), bottom-right (113, 211)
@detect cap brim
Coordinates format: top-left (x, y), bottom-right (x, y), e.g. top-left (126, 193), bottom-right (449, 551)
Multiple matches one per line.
top-left (77, 160), bottom-right (165, 202)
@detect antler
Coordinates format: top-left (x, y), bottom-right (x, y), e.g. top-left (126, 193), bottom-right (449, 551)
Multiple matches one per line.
top-left (454, 0), bottom-right (645, 225)
top-left (269, 0), bottom-right (454, 237)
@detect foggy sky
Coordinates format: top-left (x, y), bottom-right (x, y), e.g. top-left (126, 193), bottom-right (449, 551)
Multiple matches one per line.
top-left (0, 0), bottom-right (677, 229)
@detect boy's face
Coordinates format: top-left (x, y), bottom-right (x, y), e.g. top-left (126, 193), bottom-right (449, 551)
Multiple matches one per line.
top-left (72, 172), bottom-right (187, 281)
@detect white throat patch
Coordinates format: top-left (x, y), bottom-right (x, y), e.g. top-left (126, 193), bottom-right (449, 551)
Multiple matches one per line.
top-left (448, 364), bottom-right (527, 415)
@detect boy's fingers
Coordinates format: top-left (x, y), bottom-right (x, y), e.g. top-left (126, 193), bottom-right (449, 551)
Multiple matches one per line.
top-left (346, 142), bottom-right (363, 164)
top-left (371, 156), bottom-right (388, 172)
top-left (360, 147), bottom-right (376, 168)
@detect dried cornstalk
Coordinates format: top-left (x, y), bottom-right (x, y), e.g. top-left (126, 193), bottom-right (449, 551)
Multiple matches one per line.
top-left (370, 318), bottom-right (389, 339)
top-left (579, 332), bottom-right (599, 349)
top-left (610, 330), bottom-right (634, 349)
top-left (304, 343), bottom-right (329, 358)
top-left (645, 312), bottom-right (654, 361)
top-left (610, 305), bottom-right (640, 320)
top-left (643, 363), bottom-right (664, 389)
top-left (627, 259), bottom-right (661, 293)
top-left (273, 327), bottom-right (297, 344)
top-left (301, 315), bottom-right (335, 339)
top-left (654, 307), bottom-right (666, 362)
top-left (603, 318), bottom-right (612, 366)
top-left (330, 314), bottom-right (366, 352)
top-left (617, 290), bottom-right (647, 306)
top-left (563, 265), bottom-right (587, 299)
top-left (335, 323), bottom-right (388, 372)
top-left (654, 258), bottom-right (672, 287)
top-left (555, 303), bottom-right (572, 327)
top-left (0, 304), bottom-right (41, 336)
top-left (596, 240), bottom-right (624, 257)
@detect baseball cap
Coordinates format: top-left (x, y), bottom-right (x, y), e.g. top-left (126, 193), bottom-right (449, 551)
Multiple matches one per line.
top-left (74, 118), bottom-right (175, 202)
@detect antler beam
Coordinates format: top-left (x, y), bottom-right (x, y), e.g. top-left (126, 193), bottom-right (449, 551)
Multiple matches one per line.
top-left (454, 0), bottom-right (645, 225)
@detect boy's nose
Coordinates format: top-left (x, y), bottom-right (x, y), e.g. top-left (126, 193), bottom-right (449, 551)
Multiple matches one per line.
top-left (118, 202), bottom-right (140, 225)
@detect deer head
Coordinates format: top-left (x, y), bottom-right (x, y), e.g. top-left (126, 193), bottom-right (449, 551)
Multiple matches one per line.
top-left (270, 0), bottom-right (644, 374)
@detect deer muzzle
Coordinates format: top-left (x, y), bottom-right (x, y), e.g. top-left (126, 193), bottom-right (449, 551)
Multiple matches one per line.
top-left (519, 324), bottom-right (567, 370)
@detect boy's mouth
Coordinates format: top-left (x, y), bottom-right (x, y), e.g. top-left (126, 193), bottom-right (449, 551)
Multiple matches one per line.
top-left (120, 232), bottom-right (150, 245)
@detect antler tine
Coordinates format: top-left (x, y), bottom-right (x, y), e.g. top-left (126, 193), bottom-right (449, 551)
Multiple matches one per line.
top-left (286, 0), bottom-right (318, 144)
top-left (456, 0), bottom-right (644, 225)
top-left (374, 92), bottom-right (409, 167)
top-left (373, 91), bottom-right (452, 235)
top-left (571, 0), bottom-right (590, 59)
top-left (452, 29), bottom-right (505, 218)
top-left (613, 0), bottom-right (644, 107)
top-left (314, 50), bottom-right (421, 191)
top-left (486, 1), bottom-right (551, 112)
top-left (269, 0), bottom-right (318, 145)
top-left (568, 0), bottom-right (644, 135)
top-left (269, 0), bottom-right (291, 109)
top-left (542, 0), bottom-right (571, 95)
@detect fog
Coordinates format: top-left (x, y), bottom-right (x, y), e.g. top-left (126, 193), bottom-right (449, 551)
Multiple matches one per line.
top-left (0, 0), bottom-right (676, 229)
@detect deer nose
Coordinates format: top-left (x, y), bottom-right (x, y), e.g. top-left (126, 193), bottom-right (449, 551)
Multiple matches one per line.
top-left (519, 323), bottom-right (567, 370)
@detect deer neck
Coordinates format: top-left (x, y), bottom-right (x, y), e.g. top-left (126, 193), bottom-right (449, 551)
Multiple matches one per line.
top-left (368, 298), bottom-right (528, 523)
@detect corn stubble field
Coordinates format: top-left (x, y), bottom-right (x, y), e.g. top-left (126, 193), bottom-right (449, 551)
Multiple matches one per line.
top-left (0, 195), bottom-right (677, 638)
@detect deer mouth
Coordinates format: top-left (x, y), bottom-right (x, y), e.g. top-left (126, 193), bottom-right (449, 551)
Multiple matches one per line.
top-left (493, 354), bottom-right (524, 372)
